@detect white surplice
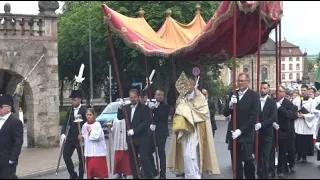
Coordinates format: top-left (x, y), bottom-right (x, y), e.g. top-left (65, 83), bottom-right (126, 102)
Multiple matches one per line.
top-left (112, 118), bottom-right (127, 151)
top-left (81, 121), bottom-right (107, 157)
top-left (294, 98), bottom-right (318, 135)
top-left (182, 91), bottom-right (201, 179)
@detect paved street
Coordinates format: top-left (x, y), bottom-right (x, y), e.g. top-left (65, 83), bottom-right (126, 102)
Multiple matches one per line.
top-left (31, 120), bottom-right (320, 179)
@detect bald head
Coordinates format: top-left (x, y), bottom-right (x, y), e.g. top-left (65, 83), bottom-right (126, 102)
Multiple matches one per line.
top-left (201, 89), bottom-right (208, 95)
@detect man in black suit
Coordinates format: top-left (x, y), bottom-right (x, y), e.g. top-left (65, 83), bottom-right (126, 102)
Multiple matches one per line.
top-left (255, 82), bottom-right (277, 179)
top-left (117, 89), bottom-right (154, 179)
top-left (275, 85), bottom-right (297, 178)
top-left (150, 89), bottom-right (171, 179)
top-left (0, 94), bottom-right (23, 179)
top-left (202, 89), bottom-right (217, 137)
top-left (224, 73), bottom-right (260, 179)
top-left (61, 90), bottom-right (87, 179)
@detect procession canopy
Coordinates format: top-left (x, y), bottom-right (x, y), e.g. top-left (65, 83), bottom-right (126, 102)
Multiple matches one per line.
top-left (102, 1), bottom-right (283, 62)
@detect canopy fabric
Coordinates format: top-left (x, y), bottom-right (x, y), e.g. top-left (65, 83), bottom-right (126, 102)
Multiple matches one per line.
top-left (102, 1), bottom-right (283, 62)
top-left (157, 11), bottom-right (206, 49)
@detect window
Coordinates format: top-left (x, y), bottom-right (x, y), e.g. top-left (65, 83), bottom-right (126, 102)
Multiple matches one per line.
top-left (262, 67), bottom-right (268, 82)
top-left (289, 64), bottom-right (293, 70)
top-left (296, 57), bottom-right (300, 61)
top-left (296, 64), bottom-right (300, 70)
top-left (243, 67), bottom-right (249, 73)
top-left (282, 57), bottom-right (285, 61)
top-left (296, 73), bottom-right (300, 80)
top-left (282, 73), bottom-right (285, 80)
top-left (289, 57), bottom-right (292, 61)
top-left (282, 64), bottom-right (285, 71)
top-left (289, 73), bottom-right (293, 80)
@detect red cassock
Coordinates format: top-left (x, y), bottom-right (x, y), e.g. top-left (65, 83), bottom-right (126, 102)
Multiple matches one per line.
top-left (113, 150), bottom-right (132, 175)
top-left (86, 156), bottom-right (109, 179)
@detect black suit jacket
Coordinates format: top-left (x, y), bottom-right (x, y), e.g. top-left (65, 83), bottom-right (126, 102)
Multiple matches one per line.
top-left (117, 103), bottom-right (152, 145)
top-left (0, 114), bottom-right (23, 165)
top-left (208, 99), bottom-right (217, 131)
top-left (258, 97), bottom-right (277, 140)
top-left (223, 89), bottom-right (260, 143)
top-left (152, 102), bottom-right (170, 138)
top-left (277, 98), bottom-right (297, 140)
top-left (61, 106), bottom-right (87, 142)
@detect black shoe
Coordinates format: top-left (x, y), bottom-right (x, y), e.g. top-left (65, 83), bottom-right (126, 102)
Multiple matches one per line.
top-left (159, 176), bottom-right (166, 179)
top-left (176, 173), bottom-right (184, 177)
top-left (278, 173), bottom-right (285, 178)
top-left (302, 158), bottom-right (307, 163)
top-left (115, 174), bottom-right (123, 179)
top-left (289, 167), bottom-right (296, 173)
top-left (69, 173), bottom-right (78, 179)
top-left (153, 171), bottom-right (159, 178)
top-left (268, 172), bottom-right (275, 178)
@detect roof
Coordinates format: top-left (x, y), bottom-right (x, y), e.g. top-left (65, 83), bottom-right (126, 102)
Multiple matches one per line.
top-left (280, 39), bottom-right (299, 48)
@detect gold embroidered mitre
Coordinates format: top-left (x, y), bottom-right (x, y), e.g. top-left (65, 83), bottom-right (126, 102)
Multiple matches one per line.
top-left (175, 71), bottom-right (190, 96)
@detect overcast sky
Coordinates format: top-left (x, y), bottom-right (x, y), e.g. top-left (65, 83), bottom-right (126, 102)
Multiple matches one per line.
top-left (0, 1), bottom-right (319, 55)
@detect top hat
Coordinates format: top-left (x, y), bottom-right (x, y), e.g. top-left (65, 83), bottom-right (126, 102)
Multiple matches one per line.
top-left (0, 94), bottom-right (16, 113)
top-left (69, 90), bottom-right (83, 99)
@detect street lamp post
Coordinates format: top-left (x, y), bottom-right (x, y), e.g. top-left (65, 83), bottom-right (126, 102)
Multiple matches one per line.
top-left (88, 2), bottom-right (94, 107)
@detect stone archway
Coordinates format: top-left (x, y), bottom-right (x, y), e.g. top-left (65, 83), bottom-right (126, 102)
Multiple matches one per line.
top-left (0, 2), bottom-right (60, 148)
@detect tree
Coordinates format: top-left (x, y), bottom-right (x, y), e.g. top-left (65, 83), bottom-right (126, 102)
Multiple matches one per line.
top-left (58, 1), bottom-right (224, 102)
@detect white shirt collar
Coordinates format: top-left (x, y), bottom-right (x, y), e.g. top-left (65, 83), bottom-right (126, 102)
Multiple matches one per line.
top-left (260, 95), bottom-right (268, 101)
top-left (239, 88), bottom-right (249, 94)
top-left (130, 104), bottom-right (138, 108)
top-left (279, 97), bottom-right (285, 104)
top-left (0, 112), bottom-right (11, 121)
top-left (74, 104), bottom-right (81, 110)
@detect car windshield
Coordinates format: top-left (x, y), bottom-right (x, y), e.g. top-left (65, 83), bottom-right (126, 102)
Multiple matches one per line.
top-left (102, 102), bottom-right (120, 114)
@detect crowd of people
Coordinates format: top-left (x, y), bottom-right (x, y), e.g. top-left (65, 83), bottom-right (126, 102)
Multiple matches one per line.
top-left (2, 71), bottom-right (320, 179)
top-left (223, 73), bottom-right (320, 179)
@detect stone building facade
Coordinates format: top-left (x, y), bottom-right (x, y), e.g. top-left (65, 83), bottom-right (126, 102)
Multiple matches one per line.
top-left (0, 2), bottom-right (60, 147)
top-left (219, 38), bottom-right (307, 90)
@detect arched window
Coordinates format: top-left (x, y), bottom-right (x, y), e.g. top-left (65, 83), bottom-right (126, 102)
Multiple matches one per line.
top-left (262, 67), bottom-right (268, 82)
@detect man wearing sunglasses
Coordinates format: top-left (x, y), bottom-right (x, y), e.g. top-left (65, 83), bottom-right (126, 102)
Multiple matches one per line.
top-left (0, 94), bottom-right (24, 179)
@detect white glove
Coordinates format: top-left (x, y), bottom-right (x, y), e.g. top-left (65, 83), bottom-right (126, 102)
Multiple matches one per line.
top-left (231, 129), bottom-right (242, 139)
top-left (276, 102), bottom-right (281, 109)
top-left (118, 99), bottom-right (125, 109)
top-left (229, 95), bottom-right (237, 109)
top-left (111, 127), bottom-right (114, 133)
top-left (315, 142), bottom-right (320, 151)
top-left (272, 122), bottom-right (279, 130)
top-left (255, 123), bottom-right (262, 131)
top-left (60, 134), bottom-right (66, 147)
top-left (127, 129), bottom-right (134, 136)
top-left (150, 124), bottom-right (156, 131)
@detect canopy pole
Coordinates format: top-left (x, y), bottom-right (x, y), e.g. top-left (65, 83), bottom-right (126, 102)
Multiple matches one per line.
top-left (255, 8), bottom-right (262, 165)
top-left (275, 20), bottom-right (279, 153)
top-left (144, 56), bottom-right (160, 174)
top-left (279, 20), bottom-right (282, 84)
top-left (232, 3), bottom-right (238, 179)
top-left (106, 26), bottom-right (141, 178)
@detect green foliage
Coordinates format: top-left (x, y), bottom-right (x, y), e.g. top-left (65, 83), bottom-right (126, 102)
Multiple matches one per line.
top-left (59, 111), bottom-right (67, 125)
top-left (308, 60), bottom-right (315, 72)
top-left (58, 1), bottom-right (225, 100)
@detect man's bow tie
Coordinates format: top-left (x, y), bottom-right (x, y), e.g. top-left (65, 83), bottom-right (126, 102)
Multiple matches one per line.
top-left (74, 107), bottom-right (80, 110)
top-left (238, 91), bottom-right (245, 96)
top-left (130, 105), bottom-right (136, 109)
top-left (260, 98), bottom-right (266, 102)
top-left (0, 117), bottom-right (5, 121)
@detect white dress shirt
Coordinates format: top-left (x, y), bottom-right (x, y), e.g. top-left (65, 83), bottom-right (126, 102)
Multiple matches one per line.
top-left (0, 112), bottom-right (11, 130)
top-left (238, 88), bottom-right (248, 101)
top-left (130, 104), bottom-right (137, 122)
top-left (260, 95), bottom-right (268, 111)
top-left (73, 104), bottom-right (81, 118)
